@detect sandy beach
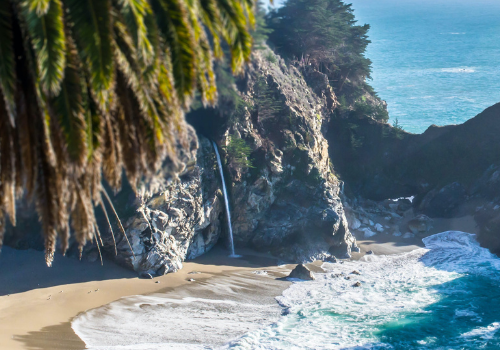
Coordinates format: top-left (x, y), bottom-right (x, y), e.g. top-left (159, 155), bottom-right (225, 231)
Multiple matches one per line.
top-left (0, 214), bottom-right (479, 349)
top-left (0, 246), bottom-right (290, 350)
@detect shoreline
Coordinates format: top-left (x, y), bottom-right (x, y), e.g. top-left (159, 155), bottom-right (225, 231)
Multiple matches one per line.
top-left (0, 214), bottom-right (479, 349)
top-left (0, 246), bottom-right (289, 350)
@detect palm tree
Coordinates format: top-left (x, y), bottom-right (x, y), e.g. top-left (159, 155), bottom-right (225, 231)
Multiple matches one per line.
top-left (0, 0), bottom-right (256, 266)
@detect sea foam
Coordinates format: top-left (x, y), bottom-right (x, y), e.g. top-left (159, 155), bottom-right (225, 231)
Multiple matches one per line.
top-left (230, 232), bottom-right (500, 349)
top-left (73, 232), bottom-right (500, 350)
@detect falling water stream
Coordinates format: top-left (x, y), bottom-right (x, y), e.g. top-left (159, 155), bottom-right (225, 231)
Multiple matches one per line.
top-left (212, 141), bottom-right (240, 258)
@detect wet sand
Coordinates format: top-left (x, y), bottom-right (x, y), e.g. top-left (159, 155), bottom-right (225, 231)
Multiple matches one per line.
top-left (0, 246), bottom-right (289, 350)
top-left (0, 214), bottom-right (479, 349)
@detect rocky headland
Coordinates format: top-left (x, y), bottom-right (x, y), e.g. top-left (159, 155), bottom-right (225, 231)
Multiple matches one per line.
top-left (4, 48), bottom-right (500, 276)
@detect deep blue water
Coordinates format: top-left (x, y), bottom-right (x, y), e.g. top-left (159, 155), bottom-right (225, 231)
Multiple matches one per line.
top-left (266, 0), bottom-right (500, 133)
top-left (350, 0), bottom-right (500, 133)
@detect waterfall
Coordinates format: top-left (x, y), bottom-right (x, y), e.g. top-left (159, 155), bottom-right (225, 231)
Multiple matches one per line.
top-left (212, 141), bottom-right (240, 258)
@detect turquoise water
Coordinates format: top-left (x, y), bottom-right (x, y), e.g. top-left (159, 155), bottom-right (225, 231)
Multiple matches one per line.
top-left (72, 232), bottom-right (500, 349)
top-left (231, 232), bottom-right (500, 349)
top-left (350, 0), bottom-right (500, 133)
top-left (266, 0), bottom-right (500, 133)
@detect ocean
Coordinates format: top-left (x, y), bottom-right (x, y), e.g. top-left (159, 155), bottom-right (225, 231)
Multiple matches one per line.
top-left (71, 2), bottom-right (500, 348)
top-left (265, 0), bottom-right (500, 133)
top-left (350, 0), bottom-right (500, 133)
top-left (73, 232), bottom-right (500, 349)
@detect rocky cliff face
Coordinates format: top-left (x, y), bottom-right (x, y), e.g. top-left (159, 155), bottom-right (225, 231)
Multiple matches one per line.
top-left (95, 132), bottom-right (224, 275)
top-left (216, 50), bottom-right (357, 262)
top-left (329, 102), bottom-right (500, 255)
top-left (329, 103), bottom-right (500, 201)
top-left (4, 49), bottom-right (363, 274)
top-left (107, 48), bottom-right (359, 273)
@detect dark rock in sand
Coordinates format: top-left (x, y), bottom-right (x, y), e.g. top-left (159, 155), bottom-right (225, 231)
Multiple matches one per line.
top-left (288, 264), bottom-right (316, 281)
top-left (366, 250), bottom-right (374, 255)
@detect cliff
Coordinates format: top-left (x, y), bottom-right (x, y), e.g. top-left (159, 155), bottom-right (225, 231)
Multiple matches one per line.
top-left (216, 49), bottom-right (357, 262)
top-left (107, 48), bottom-right (359, 274)
top-left (6, 46), bottom-right (500, 274)
top-left (328, 103), bottom-right (500, 254)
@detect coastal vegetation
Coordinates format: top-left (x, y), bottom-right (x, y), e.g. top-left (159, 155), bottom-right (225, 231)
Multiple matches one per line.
top-left (0, 0), bottom-right (256, 265)
top-left (266, 0), bottom-right (388, 121)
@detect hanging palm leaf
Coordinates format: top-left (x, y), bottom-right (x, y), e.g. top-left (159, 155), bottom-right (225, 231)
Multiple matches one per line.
top-left (0, 0), bottom-right (256, 266)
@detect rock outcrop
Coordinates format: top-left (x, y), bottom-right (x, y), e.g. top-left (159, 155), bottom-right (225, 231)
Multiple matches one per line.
top-left (100, 134), bottom-right (223, 275)
top-left (217, 49), bottom-right (357, 262)
top-left (328, 103), bottom-right (500, 255)
top-left (328, 103), bottom-right (500, 201)
top-left (288, 264), bottom-right (315, 281)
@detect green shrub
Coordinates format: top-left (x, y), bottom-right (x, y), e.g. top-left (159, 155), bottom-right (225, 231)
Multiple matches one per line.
top-left (265, 51), bottom-right (277, 64)
top-left (224, 135), bottom-right (254, 170)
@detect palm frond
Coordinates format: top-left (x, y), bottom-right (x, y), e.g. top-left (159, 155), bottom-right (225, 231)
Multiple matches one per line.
top-left (217, 0), bottom-right (254, 73)
top-left (151, 0), bottom-right (196, 107)
top-left (117, 0), bottom-right (155, 66)
top-left (0, 2), bottom-right (17, 126)
top-left (0, 0), bottom-right (257, 267)
top-left (0, 99), bottom-right (16, 226)
top-left (25, 0), bottom-right (51, 16)
top-left (66, 0), bottom-right (114, 111)
top-left (35, 127), bottom-right (59, 266)
top-left (199, 0), bottom-right (224, 59)
top-left (21, 0), bottom-right (66, 96)
top-left (51, 39), bottom-right (88, 167)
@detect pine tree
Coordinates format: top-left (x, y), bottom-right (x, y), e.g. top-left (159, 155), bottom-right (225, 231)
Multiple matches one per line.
top-left (267, 0), bottom-right (372, 94)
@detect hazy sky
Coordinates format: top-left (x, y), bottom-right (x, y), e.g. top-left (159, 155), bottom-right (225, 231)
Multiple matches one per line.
top-left (262, 0), bottom-right (285, 10)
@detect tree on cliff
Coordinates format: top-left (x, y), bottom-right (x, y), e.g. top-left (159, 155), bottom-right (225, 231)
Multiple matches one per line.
top-left (267, 0), bottom-right (371, 92)
top-left (266, 0), bottom-right (387, 121)
top-left (0, 0), bottom-right (257, 266)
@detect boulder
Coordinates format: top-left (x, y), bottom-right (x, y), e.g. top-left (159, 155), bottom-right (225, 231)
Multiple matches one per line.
top-left (288, 264), bottom-right (316, 281)
top-left (475, 204), bottom-right (500, 255)
top-left (419, 182), bottom-right (467, 218)
top-left (362, 228), bottom-right (376, 238)
top-left (408, 214), bottom-right (433, 234)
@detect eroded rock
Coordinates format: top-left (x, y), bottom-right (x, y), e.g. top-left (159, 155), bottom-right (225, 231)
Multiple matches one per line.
top-left (288, 264), bottom-right (316, 281)
top-left (408, 214), bottom-right (433, 234)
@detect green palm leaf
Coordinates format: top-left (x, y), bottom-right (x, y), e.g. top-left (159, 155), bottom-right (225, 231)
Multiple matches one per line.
top-left (22, 0), bottom-right (66, 96)
top-left (65, 0), bottom-right (114, 111)
top-left (0, 2), bottom-right (17, 126)
top-left (216, 0), bottom-right (254, 72)
top-left (151, 0), bottom-right (196, 107)
top-left (51, 43), bottom-right (88, 167)
top-left (117, 0), bottom-right (155, 66)
top-left (26, 0), bottom-right (51, 16)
